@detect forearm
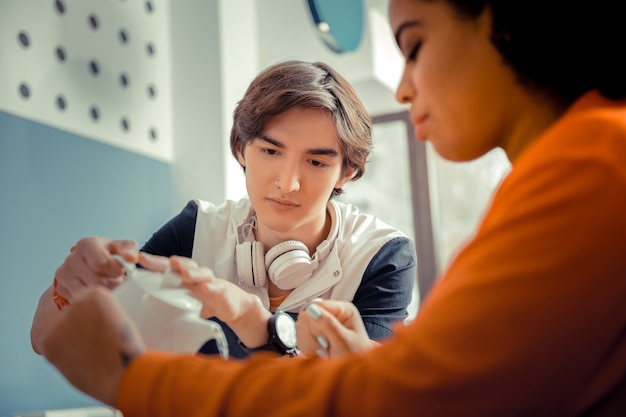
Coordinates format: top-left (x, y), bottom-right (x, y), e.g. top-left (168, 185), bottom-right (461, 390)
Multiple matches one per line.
top-left (31, 286), bottom-right (61, 354)
top-left (116, 340), bottom-right (407, 417)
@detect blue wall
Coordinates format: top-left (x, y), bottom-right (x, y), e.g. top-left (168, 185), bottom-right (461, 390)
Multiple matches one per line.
top-left (0, 110), bottom-right (174, 416)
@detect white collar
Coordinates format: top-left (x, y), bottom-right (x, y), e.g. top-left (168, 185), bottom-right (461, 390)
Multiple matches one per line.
top-left (236, 200), bottom-right (341, 264)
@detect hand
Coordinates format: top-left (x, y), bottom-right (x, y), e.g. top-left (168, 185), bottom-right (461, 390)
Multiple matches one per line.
top-left (160, 255), bottom-right (273, 348)
top-left (42, 286), bottom-right (146, 406)
top-left (54, 237), bottom-right (138, 303)
top-left (137, 251), bottom-right (171, 273)
top-left (296, 300), bottom-right (376, 358)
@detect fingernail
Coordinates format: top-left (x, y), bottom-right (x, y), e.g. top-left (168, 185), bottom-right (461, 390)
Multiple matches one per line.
top-left (316, 335), bottom-right (329, 349)
top-left (300, 297), bottom-right (323, 313)
top-left (307, 303), bottom-right (322, 320)
top-left (316, 349), bottom-right (329, 359)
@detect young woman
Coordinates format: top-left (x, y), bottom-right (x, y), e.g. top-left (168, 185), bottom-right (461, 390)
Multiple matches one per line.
top-left (38, 1), bottom-right (626, 415)
top-left (31, 60), bottom-right (416, 359)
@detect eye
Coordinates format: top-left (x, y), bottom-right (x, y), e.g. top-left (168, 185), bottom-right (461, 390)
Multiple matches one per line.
top-left (260, 147), bottom-right (278, 156)
top-left (309, 159), bottom-right (329, 168)
top-left (407, 40), bottom-right (422, 61)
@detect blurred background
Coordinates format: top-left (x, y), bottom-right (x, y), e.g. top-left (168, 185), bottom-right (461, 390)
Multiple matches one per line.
top-left (0, 1), bottom-right (510, 414)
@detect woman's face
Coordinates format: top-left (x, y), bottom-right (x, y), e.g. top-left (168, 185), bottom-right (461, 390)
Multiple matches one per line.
top-left (237, 106), bottom-right (352, 250)
top-left (389, 0), bottom-right (533, 161)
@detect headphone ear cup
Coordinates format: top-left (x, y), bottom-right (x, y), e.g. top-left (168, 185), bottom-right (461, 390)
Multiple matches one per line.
top-left (265, 240), bottom-right (313, 290)
top-left (236, 241), bottom-right (267, 287)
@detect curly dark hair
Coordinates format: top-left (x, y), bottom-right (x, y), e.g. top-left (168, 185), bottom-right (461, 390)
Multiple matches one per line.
top-left (439, 0), bottom-right (626, 102)
top-left (230, 60), bottom-right (372, 197)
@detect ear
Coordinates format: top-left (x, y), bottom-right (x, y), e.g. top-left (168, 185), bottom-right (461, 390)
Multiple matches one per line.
top-left (335, 166), bottom-right (355, 188)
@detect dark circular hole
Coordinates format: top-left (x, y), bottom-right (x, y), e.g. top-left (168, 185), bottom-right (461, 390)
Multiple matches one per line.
top-left (19, 83), bottom-right (30, 99)
top-left (88, 14), bottom-right (99, 30)
top-left (119, 29), bottom-right (128, 44)
top-left (119, 73), bottom-right (129, 87)
top-left (146, 43), bottom-right (155, 56)
top-left (55, 0), bottom-right (66, 14)
top-left (56, 46), bottom-right (66, 62)
top-left (145, 1), bottom-right (154, 13)
top-left (18, 31), bottom-right (30, 48)
top-left (147, 84), bottom-right (156, 98)
top-left (90, 106), bottom-right (100, 121)
top-left (89, 60), bottom-right (99, 75)
top-left (149, 127), bottom-right (158, 141)
top-left (56, 95), bottom-right (67, 111)
top-left (121, 117), bottom-right (130, 131)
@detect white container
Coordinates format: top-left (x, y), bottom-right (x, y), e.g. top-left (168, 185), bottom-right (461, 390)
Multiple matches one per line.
top-left (111, 258), bottom-right (228, 359)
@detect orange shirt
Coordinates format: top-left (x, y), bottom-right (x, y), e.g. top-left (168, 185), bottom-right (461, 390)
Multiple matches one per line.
top-left (117, 91), bottom-right (626, 416)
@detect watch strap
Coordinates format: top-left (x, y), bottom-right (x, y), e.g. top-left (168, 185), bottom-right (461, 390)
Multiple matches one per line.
top-left (239, 311), bottom-right (300, 357)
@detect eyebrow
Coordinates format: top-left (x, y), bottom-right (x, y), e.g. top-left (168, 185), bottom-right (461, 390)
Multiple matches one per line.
top-left (394, 20), bottom-right (423, 47)
top-left (256, 134), bottom-right (340, 157)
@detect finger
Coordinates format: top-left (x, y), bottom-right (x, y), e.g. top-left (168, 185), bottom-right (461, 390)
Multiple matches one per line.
top-left (65, 237), bottom-right (136, 286)
top-left (99, 276), bottom-right (125, 290)
top-left (170, 256), bottom-right (199, 273)
top-left (54, 250), bottom-right (114, 301)
top-left (314, 322), bottom-right (351, 356)
top-left (107, 240), bottom-right (139, 263)
top-left (171, 257), bottom-right (215, 282)
top-left (296, 307), bottom-right (333, 358)
top-left (295, 316), bottom-right (319, 356)
top-left (55, 238), bottom-right (133, 302)
top-left (305, 304), bottom-right (354, 355)
top-left (315, 299), bottom-right (360, 325)
top-left (137, 252), bottom-right (170, 272)
top-left (54, 260), bottom-right (88, 296)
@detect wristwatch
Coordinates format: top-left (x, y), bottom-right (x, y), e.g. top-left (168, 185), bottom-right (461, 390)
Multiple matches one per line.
top-left (239, 311), bottom-right (300, 357)
top-left (267, 310), bottom-right (300, 357)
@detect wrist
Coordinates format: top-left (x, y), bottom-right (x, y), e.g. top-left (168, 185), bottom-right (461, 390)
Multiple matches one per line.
top-left (53, 278), bottom-right (70, 311)
top-left (240, 311), bottom-right (300, 357)
top-left (229, 297), bottom-right (272, 348)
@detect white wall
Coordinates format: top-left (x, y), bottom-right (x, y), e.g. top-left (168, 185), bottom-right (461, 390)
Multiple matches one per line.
top-left (169, 0), bottom-right (405, 208)
top-left (0, 0), bottom-right (405, 211)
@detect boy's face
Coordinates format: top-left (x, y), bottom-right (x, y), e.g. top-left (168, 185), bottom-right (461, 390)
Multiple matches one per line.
top-left (237, 106), bottom-right (353, 250)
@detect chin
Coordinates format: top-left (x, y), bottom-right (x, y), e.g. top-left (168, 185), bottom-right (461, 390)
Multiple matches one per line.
top-left (432, 142), bottom-right (482, 163)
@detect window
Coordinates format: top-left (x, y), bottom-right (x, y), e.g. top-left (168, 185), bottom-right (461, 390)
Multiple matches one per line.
top-left (339, 111), bottom-right (510, 320)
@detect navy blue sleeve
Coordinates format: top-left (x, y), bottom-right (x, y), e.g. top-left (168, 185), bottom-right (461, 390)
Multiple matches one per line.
top-left (353, 236), bottom-right (417, 341)
top-left (140, 200), bottom-right (198, 258)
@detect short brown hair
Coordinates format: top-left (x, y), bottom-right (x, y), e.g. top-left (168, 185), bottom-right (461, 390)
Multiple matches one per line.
top-left (230, 60), bottom-right (372, 196)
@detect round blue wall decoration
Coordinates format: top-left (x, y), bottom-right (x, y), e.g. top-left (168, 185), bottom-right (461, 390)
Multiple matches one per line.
top-left (307, 0), bottom-right (364, 53)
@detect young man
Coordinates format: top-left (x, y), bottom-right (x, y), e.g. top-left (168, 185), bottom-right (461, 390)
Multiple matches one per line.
top-left (31, 60), bottom-right (416, 359)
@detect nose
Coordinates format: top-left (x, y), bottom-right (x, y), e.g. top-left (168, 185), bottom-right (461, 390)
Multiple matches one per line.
top-left (275, 164), bottom-right (300, 193)
top-left (395, 65), bottom-right (415, 104)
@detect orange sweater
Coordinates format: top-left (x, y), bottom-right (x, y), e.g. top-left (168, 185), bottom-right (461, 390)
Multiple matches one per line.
top-left (117, 91), bottom-right (626, 416)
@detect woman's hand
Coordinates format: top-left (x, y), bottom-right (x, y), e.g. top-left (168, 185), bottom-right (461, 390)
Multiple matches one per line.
top-left (296, 300), bottom-right (377, 358)
top-left (54, 237), bottom-right (138, 304)
top-left (42, 286), bottom-right (146, 406)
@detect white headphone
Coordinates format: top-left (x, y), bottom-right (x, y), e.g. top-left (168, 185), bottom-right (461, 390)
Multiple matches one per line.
top-left (235, 202), bottom-right (339, 290)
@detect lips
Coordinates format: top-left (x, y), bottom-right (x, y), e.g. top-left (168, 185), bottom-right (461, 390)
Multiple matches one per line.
top-left (412, 114), bottom-right (429, 141)
top-left (267, 197), bottom-right (299, 210)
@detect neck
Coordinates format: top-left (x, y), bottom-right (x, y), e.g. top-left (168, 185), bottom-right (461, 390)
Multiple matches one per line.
top-left (503, 91), bottom-right (569, 162)
top-left (255, 207), bottom-right (332, 255)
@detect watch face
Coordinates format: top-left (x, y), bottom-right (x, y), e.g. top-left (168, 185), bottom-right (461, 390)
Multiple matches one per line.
top-left (275, 313), bottom-right (298, 348)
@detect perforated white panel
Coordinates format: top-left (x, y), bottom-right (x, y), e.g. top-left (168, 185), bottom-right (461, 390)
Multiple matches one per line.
top-left (0, 0), bottom-right (172, 161)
